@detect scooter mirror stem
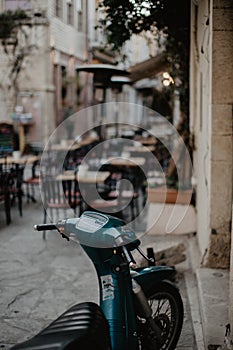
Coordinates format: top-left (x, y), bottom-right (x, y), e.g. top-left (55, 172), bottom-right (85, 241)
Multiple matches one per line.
top-left (122, 245), bottom-right (137, 267)
top-left (115, 235), bottom-right (124, 246)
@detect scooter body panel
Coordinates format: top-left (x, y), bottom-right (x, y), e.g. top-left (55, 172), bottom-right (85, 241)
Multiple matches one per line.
top-left (10, 302), bottom-right (111, 350)
top-left (133, 265), bottom-right (176, 296)
top-left (82, 245), bottom-right (139, 350)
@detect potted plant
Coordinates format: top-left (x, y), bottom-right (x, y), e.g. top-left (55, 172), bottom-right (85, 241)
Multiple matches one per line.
top-left (147, 176), bottom-right (192, 205)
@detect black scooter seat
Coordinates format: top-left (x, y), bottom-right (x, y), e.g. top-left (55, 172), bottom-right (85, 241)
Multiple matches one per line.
top-left (11, 302), bottom-right (111, 350)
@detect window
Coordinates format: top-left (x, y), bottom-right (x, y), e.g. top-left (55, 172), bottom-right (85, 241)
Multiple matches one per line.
top-left (76, 0), bottom-right (82, 12)
top-left (5, 0), bottom-right (31, 11)
top-left (55, 0), bottom-right (62, 18)
top-left (61, 66), bottom-right (67, 101)
top-left (77, 0), bottom-right (84, 32)
top-left (67, 0), bottom-right (74, 25)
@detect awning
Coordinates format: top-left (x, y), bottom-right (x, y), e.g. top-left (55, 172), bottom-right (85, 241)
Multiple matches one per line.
top-left (92, 48), bottom-right (117, 65)
top-left (128, 53), bottom-right (169, 83)
top-left (76, 64), bottom-right (129, 87)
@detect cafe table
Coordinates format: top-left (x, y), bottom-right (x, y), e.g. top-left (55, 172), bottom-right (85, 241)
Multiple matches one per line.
top-left (97, 157), bottom-right (146, 187)
top-left (50, 143), bottom-right (81, 152)
top-left (107, 157), bottom-right (145, 167)
top-left (56, 170), bottom-right (111, 214)
top-left (50, 136), bottom-right (99, 152)
top-left (56, 170), bottom-right (110, 183)
top-left (0, 155), bottom-right (39, 165)
top-left (134, 136), bottom-right (157, 146)
top-left (105, 157), bottom-right (147, 205)
top-left (123, 146), bottom-right (155, 153)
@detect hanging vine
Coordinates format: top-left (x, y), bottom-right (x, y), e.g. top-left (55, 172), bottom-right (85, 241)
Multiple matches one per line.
top-left (0, 10), bottom-right (42, 106)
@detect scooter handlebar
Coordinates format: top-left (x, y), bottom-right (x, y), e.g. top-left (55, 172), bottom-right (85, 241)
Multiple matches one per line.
top-left (34, 212), bottom-right (138, 248)
top-left (34, 224), bottom-right (58, 231)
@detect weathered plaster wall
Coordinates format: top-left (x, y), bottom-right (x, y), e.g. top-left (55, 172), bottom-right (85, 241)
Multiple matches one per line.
top-left (230, 209), bottom-right (233, 344)
top-left (190, 0), bottom-right (212, 259)
top-left (0, 0), bottom-right (88, 145)
top-left (190, 0), bottom-right (233, 268)
top-left (205, 0), bottom-right (233, 268)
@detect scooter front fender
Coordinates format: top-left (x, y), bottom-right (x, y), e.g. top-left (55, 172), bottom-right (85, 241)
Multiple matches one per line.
top-left (132, 265), bottom-right (175, 296)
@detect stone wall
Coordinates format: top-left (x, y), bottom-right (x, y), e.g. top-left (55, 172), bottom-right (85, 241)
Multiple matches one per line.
top-left (230, 209), bottom-right (233, 343)
top-left (190, 0), bottom-right (233, 268)
top-left (204, 0), bottom-right (233, 268)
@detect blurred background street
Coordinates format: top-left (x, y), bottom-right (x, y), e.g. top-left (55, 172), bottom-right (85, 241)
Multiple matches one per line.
top-left (0, 1), bottom-right (232, 349)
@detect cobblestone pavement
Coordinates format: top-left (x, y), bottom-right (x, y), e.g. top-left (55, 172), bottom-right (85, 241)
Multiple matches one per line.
top-left (0, 200), bottom-right (197, 349)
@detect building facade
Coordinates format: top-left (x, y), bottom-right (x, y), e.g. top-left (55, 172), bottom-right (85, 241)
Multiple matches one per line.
top-left (0, 0), bottom-right (88, 147)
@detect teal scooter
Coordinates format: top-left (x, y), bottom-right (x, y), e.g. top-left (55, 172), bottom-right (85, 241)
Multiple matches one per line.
top-left (11, 211), bottom-right (183, 350)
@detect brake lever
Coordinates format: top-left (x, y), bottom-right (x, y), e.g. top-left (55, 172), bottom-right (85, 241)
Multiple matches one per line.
top-left (61, 233), bottom-right (70, 241)
top-left (55, 219), bottom-right (70, 241)
top-left (136, 247), bottom-right (155, 265)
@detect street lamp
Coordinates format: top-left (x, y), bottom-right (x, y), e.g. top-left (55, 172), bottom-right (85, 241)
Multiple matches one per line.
top-left (110, 76), bottom-right (132, 137)
top-left (76, 64), bottom-right (129, 140)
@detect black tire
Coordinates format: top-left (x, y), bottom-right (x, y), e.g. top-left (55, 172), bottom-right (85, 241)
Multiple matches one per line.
top-left (138, 281), bottom-right (184, 350)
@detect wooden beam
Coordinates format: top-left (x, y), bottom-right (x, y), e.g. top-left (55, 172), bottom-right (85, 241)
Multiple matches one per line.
top-left (128, 53), bottom-right (169, 82)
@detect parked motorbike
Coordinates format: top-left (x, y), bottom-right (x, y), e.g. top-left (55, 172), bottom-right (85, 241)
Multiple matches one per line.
top-left (11, 211), bottom-right (184, 350)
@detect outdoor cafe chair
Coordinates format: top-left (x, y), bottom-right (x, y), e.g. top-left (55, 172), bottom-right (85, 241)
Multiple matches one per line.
top-left (102, 181), bottom-right (140, 222)
top-left (6, 162), bottom-right (25, 218)
top-left (85, 187), bottom-right (140, 223)
top-left (98, 166), bottom-right (145, 222)
top-left (84, 176), bottom-right (140, 223)
top-left (24, 159), bottom-right (40, 203)
top-left (0, 170), bottom-right (11, 224)
top-left (41, 174), bottom-right (81, 239)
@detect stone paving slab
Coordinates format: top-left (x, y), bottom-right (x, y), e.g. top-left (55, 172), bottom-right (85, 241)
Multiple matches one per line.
top-left (196, 268), bottom-right (229, 349)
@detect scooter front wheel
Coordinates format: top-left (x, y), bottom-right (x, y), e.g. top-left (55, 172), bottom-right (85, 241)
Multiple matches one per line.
top-left (138, 281), bottom-right (184, 350)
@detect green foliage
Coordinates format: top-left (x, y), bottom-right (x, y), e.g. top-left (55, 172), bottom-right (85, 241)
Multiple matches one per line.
top-left (0, 10), bottom-right (29, 40)
top-left (98, 0), bottom-right (164, 49)
top-left (98, 0), bottom-right (189, 49)
top-left (97, 0), bottom-right (190, 114)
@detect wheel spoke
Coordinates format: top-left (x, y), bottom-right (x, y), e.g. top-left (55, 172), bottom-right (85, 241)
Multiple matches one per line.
top-left (164, 302), bottom-right (171, 316)
top-left (138, 284), bottom-right (183, 350)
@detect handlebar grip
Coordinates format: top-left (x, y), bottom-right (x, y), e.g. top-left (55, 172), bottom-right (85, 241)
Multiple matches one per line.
top-left (34, 224), bottom-right (58, 231)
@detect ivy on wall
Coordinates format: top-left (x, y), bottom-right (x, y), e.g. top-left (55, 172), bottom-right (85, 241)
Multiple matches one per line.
top-left (0, 10), bottom-right (29, 50)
